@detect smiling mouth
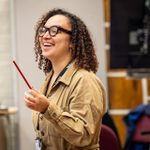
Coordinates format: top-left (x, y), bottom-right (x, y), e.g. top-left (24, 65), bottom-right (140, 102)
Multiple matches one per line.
top-left (43, 43), bottom-right (54, 47)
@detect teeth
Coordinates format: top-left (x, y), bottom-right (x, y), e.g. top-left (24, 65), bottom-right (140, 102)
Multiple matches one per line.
top-left (43, 43), bottom-right (53, 47)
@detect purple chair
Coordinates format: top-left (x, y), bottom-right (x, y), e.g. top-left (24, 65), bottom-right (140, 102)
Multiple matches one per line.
top-left (100, 124), bottom-right (121, 150)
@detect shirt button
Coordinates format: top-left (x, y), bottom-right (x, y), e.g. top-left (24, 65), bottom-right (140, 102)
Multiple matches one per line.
top-left (41, 131), bottom-right (44, 136)
top-left (39, 114), bottom-right (43, 120)
top-left (52, 112), bottom-right (57, 118)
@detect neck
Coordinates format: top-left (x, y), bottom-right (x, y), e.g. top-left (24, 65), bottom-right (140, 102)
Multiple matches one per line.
top-left (51, 56), bottom-right (72, 76)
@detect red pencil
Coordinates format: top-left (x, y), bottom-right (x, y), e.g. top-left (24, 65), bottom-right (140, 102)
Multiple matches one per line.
top-left (13, 60), bottom-right (32, 89)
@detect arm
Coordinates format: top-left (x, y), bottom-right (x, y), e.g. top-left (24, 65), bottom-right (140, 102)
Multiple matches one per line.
top-left (24, 74), bottom-right (105, 146)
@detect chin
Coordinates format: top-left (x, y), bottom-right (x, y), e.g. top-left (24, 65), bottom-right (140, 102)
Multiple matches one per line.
top-left (42, 52), bottom-right (53, 60)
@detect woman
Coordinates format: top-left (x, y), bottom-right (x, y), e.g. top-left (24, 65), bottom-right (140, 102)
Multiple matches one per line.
top-left (24, 8), bottom-right (106, 150)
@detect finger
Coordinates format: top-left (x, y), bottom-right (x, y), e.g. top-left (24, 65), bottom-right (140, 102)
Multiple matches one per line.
top-left (28, 89), bottom-right (40, 97)
top-left (32, 88), bottom-right (39, 93)
top-left (24, 92), bottom-right (36, 103)
top-left (24, 91), bottom-right (32, 97)
top-left (24, 98), bottom-right (35, 108)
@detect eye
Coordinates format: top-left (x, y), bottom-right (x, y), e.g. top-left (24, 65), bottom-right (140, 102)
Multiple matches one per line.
top-left (38, 27), bottom-right (47, 36)
top-left (50, 26), bottom-right (58, 36)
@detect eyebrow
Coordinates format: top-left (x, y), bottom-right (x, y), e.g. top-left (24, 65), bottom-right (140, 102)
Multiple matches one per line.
top-left (43, 25), bottom-right (69, 29)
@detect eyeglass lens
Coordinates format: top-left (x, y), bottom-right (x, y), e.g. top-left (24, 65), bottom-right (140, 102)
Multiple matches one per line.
top-left (38, 26), bottom-right (71, 37)
top-left (38, 26), bottom-right (58, 37)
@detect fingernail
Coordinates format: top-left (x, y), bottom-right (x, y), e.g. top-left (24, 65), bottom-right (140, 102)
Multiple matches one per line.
top-left (29, 89), bottom-right (32, 93)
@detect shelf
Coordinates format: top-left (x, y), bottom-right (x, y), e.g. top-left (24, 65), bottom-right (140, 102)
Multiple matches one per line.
top-left (0, 107), bottom-right (18, 115)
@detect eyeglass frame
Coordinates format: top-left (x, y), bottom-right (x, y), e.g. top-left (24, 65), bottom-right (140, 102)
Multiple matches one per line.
top-left (38, 25), bottom-right (72, 37)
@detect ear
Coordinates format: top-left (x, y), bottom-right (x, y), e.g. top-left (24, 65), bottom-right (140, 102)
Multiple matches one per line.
top-left (69, 43), bottom-right (74, 49)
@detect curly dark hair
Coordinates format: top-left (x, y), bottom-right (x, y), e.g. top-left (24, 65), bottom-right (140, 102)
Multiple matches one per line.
top-left (34, 8), bottom-right (99, 74)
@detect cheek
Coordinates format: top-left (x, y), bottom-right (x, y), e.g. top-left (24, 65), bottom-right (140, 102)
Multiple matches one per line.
top-left (56, 37), bottom-right (71, 49)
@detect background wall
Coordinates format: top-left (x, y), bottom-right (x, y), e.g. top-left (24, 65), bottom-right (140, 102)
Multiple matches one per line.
top-left (11, 0), bottom-right (107, 149)
top-left (0, 0), bottom-right (13, 106)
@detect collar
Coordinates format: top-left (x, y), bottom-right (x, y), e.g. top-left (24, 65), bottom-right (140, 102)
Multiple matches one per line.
top-left (59, 61), bottom-right (78, 86)
top-left (44, 61), bottom-right (78, 87)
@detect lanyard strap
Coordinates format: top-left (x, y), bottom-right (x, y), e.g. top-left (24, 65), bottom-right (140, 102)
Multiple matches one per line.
top-left (52, 62), bottom-right (71, 87)
top-left (45, 61), bottom-right (72, 94)
top-left (36, 61), bottom-right (73, 137)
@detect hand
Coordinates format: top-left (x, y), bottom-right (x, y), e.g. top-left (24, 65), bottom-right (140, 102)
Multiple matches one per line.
top-left (24, 88), bottom-right (49, 113)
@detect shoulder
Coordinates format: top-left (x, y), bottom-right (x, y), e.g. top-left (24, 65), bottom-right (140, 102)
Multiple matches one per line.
top-left (70, 69), bottom-right (106, 114)
top-left (73, 69), bottom-right (95, 79)
top-left (71, 69), bottom-right (105, 91)
top-left (73, 69), bottom-right (101, 83)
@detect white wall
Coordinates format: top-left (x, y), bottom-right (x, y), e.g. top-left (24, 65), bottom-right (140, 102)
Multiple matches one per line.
top-left (0, 0), bottom-right (13, 106)
top-left (12, 0), bottom-right (107, 149)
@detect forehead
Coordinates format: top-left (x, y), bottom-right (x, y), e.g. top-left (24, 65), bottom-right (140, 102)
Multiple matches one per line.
top-left (45, 14), bottom-right (71, 28)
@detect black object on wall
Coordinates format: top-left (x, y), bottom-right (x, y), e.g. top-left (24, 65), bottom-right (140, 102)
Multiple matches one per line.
top-left (110, 0), bottom-right (150, 70)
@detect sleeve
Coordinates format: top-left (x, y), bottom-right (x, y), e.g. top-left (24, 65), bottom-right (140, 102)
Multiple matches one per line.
top-left (42, 75), bottom-right (105, 147)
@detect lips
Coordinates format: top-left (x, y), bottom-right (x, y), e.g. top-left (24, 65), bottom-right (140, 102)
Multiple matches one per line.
top-left (43, 42), bottom-right (54, 47)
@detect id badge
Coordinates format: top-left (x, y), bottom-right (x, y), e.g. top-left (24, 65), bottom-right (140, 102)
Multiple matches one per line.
top-left (35, 138), bottom-right (43, 150)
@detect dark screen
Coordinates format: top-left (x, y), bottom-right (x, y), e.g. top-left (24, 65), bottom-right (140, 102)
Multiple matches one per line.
top-left (110, 0), bottom-right (150, 69)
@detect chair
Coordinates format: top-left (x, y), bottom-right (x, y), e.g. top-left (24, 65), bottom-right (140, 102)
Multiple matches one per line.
top-left (100, 124), bottom-right (121, 150)
top-left (102, 112), bottom-right (122, 148)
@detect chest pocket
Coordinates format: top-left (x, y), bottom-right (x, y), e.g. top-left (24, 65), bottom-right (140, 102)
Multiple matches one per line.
top-left (48, 84), bottom-right (71, 109)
